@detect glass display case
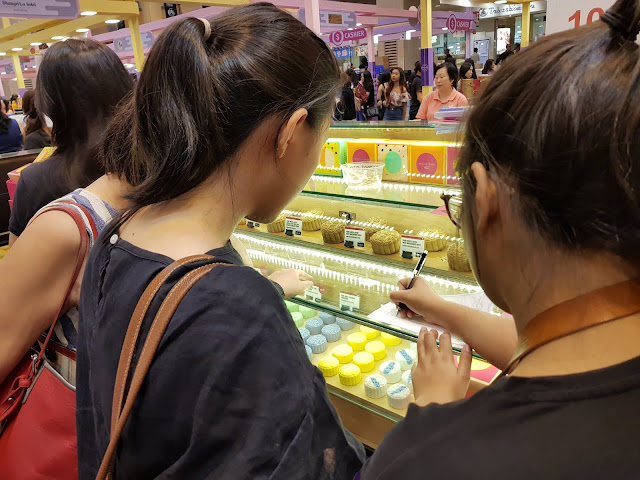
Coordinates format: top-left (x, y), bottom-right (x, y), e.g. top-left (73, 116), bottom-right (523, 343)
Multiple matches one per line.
top-left (235, 122), bottom-right (501, 447)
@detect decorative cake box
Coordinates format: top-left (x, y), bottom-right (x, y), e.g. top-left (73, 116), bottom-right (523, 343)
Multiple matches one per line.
top-left (408, 144), bottom-right (446, 185)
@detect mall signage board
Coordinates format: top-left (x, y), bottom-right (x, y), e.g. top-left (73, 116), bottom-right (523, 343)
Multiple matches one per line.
top-left (477, 1), bottom-right (546, 20)
top-left (446, 14), bottom-right (473, 32)
top-left (0, 0), bottom-right (79, 19)
top-left (330, 28), bottom-right (367, 47)
top-left (546, 0), bottom-right (614, 34)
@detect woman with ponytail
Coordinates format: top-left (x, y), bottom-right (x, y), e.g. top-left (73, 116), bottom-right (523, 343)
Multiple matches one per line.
top-left (363, 0), bottom-right (640, 477)
top-left (76, 5), bottom-right (364, 479)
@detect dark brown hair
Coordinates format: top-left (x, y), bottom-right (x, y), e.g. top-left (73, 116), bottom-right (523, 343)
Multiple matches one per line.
top-left (21, 89), bottom-right (46, 137)
top-left (482, 59), bottom-right (495, 75)
top-left (36, 39), bottom-right (132, 187)
top-left (436, 62), bottom-right (459, 89)
top-left (100, 3), bottom-right (340, 216)
top-left (386, 67), bottom-right (407, 98)
top-left (458, 0), bottom-right (640, 264)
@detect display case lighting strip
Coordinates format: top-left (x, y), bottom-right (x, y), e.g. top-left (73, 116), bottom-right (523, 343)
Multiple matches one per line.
top-left (236, 233), bottom-right (481, 294)
top-left (407, 173), bottom-right (460, 182)
top-left (248, 249), bottom-right (399, 296)
top-left (308, 175), bottom-right (460, 196)
top-left (282, 209), bottom-right (394, 232)
top-left (404, 230), bottom-right (463, 243)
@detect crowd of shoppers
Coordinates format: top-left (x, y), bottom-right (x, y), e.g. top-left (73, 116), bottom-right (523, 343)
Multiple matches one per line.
top-left (1, 0), bottom-right (639, 478)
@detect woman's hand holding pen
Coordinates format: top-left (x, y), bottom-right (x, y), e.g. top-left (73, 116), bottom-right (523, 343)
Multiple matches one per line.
top-left (390, 277), bottom-right (449, 327)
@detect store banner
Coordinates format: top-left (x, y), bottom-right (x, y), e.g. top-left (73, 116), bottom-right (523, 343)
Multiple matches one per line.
top-left (114, 32), bottom-right (155, 53)
top-left (445, 14), bottom-right (473, 32)
top-left (333, 47), bottom-right (353, 60)
top-left (330, 28), bottom-right (367, 47)
top-left (0, 0), bottom-right (79, 19)
top-left (476, 1), bottom-right (546, 20)
top-left (546, 0), bottom-right (613, 34)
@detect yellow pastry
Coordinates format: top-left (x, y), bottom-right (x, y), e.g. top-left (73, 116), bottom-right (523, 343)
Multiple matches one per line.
top-left (364, 217), bottom-right (388, 241)
top-left (339, 364), bottom-right (362, 386)
top-left (365, 340), bottom-right (387, 361)
top-left (266, 213), bottom-right (286, 233)
top-left (318, 357), bottom-right (340, 377)
top-left (447, 241), bottom-right (471, 272)
top-left (321, 220), bottom-right (345, 244)
top-left (360, 325), bottom-right (380, 340)
top-left (353, 352), bottom-right (375, 373)
top-left (302, 209), bottom-right (324, 231)
top-left (423, 228), bottom-right (447, 252)
top-left (370, 230), bottom-right (401, 255)
top-left (332, 344), bottom-right (354, 364)
top-left (347, 332), bottom-right (367, 351)
top-left (380, 332), bottom-right (402, 347)
top-left (238, 218), bottom-right (247, 226)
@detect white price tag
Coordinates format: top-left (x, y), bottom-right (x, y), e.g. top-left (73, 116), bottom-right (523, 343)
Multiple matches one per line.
top-left (340, 291), bottom-right (361, 312)
top-left (285, 217), bottom-right (302, 236)
top-left (246, 220), bottom-right (261, 228)
top-left (401, 235), bottom-right (426, 259)
top-left (344, 227), bottom-right (366, 249)
top-left (305, 285), bottom-right (324, 303)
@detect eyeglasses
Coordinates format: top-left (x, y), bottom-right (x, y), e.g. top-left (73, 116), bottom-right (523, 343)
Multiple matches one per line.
top-left (441, 193), bottom-right (463, 228)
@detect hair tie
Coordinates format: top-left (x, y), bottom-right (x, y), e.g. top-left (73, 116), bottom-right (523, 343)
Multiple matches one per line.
top-left (198, 18), bottom-right (212, 42)
top-left (601, 8), bottom-right (640, 42)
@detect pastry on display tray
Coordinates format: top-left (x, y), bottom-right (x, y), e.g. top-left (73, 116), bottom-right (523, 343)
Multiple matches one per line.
top-left (370, 230), bottom-right (401, 255)
top-left (364, 217), bottom-right (388, 241)
top-left (423, 227), bottom-right (447, 252)
top-left (302, 209), bottom-right (324, 231)
top-left (447, 241), bottom-right (471, 272)
top-left (321, 220), bottom-right (345, 244)
top-left (266, 213), bottom-right (286, 233)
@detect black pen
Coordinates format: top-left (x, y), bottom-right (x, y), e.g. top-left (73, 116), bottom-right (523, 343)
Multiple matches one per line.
top-left (397, 250), bottom-right (428, 315)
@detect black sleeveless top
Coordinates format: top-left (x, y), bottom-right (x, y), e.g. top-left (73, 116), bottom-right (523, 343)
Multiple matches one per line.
top-left (76, 233), bottom-right (365, 479)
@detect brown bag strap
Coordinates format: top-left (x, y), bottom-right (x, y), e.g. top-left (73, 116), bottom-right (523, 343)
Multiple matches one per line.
top-left (109, 254), bottom-right (213, 435)
top-left (497, 278), bottom-right (640, 379)
top-left (97, 258), bottom-right (222, 480)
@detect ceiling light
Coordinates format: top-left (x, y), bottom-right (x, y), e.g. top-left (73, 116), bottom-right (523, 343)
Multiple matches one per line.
top-left (347, 28), bottom-right (353, 31)
top-left (51, 35), bottom-right (65, 40)
top-left (442, 27), bottom-right (448, 30)
top-left (80, 11), bottom-right (97, 16)
top-left (12, 78), bottom-right (17, 81)
top-left (0, 72), bottom-right (6, 75)
top-left (0, 52), bottom-right (5, 56)
top-left (494, 0), bottom-right (507, 3)
top-left (11, 48), bottom-right (21, 51)
top-left (123, 63), bottom-right (134, 68)
top-left (76, 28), bottom-right (90, 33)
top-left (356, 23), bottom-right (362, 26)
top-left (105, 19), bottom-right (120, 24)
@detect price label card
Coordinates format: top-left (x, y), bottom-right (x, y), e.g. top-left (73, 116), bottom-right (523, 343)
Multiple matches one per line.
top-left (305, 285), bottom-right (325, 303)
top-left (344, 227), bottom-right (366, 249)
top-left (340, 292), bottom-right (361, 312)
top-left (247, 220), bottom-right (261, 228)
top-left (285, 217), bottom-right (302, 236)
top-left (401, 235), bottom-right (426, 259)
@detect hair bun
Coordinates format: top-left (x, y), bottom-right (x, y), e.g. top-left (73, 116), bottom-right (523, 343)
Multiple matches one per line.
top-left (198, 18), bottom-right (211, 42)
top-left (602, 7), bottom-right (640, 41)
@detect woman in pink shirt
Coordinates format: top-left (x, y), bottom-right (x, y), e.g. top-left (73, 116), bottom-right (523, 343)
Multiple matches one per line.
top-left (416, 63), bottom-right (468, 121)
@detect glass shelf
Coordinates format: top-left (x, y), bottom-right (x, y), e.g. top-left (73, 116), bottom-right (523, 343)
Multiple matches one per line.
top-left (288, 296), bottom-right (485, 362)
top-left (328, 121), bottom-right (464, 142)
top-left (303, 175), bottom-right (462, 212)
top-left (235, 226), bottom-right (475, 285)
top-left (331, 120), bottom-right (436, 130)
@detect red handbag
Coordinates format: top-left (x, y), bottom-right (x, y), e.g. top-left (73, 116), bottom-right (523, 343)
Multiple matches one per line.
top-left (0, 203), bottom-right (97, 479)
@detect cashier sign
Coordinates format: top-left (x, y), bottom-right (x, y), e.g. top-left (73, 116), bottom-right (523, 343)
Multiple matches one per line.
top-left (330, 28), bottom-right (367, 46)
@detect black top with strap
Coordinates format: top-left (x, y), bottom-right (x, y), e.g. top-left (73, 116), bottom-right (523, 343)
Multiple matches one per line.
top-left (77, 235), bottom-right (365, 479)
